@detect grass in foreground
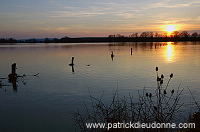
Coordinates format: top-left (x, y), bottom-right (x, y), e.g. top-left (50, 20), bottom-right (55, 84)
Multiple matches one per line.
top-left (73, 67), bottom-right (199, 132)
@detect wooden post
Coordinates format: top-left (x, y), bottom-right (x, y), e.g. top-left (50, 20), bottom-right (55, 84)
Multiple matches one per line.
top-left (12, 81), bottom-right (17, 91)
top-left (8, 63), bottom-right (18, 91)
top-left (111, 51), bottom-right (114, 61)
top-left (131, 48), bottom-right (133, 55)
top-left (9, 63), bottom-right (17, 78)
top-left (11, 63), bottom-right (17, 75)
top-left (71, 65), bottom-right (75, 73)
top-left (71, 57), bottom-right (74, 65)
top-left (111, 51), bottom-right (114, 57)
top-left (69, 57), bottom-right (74, 66)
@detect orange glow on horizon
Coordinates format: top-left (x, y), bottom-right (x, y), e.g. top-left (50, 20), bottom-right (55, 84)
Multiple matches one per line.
top-left (165, 25), bottom-right (176, 33)
top-left (162, 24), bottom-right (182, 36)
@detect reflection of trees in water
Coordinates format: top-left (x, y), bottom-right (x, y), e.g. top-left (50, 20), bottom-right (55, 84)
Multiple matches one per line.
top-left (108, 42), bottom-right (166, 52)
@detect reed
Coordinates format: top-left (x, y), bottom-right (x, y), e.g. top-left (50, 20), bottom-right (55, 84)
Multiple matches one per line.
top-left (73, 67), bottom-right (198, 132)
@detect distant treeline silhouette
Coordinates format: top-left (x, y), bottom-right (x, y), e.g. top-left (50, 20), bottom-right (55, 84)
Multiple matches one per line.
top-left (1, 31), bottom-right (200, 43)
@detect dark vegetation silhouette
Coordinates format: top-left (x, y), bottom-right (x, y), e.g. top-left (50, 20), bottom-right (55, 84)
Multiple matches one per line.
top-left (0, 38), bottom-right (17, 43)
top-left (73, 67), bottom-right (200, 132)
top-left (0, 31), bottom-right (200, 43)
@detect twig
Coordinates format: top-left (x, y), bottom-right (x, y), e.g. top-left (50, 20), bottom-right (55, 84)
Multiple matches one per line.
top-left (187, 86), bottom-right (200, 110)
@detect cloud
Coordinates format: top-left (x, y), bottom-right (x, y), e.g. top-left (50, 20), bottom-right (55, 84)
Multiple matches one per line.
top-left (37, 28), bottom-right (53, 31)
top-left (48, 0), bottom-right (79, 10)
top-left (48, 0), bottom-right (140, 19)
top-left (56, 27), bottom-right (69, 31)
top-left (147, 0), bottom-right (200, 9)
top-left (51, 10), bottom-right (106, 18)
top-left (12, 3), bottom-right (26, 8)
top-left (196, 16), bottom-right (200, 21)
top-left (116, 13), bottom-right (135, 19)
top-left (38, 27), bottom-right (69, 31)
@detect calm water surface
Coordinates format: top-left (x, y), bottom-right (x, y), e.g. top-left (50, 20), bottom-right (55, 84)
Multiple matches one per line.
top-left (0, 42), bottom-right (200, 131)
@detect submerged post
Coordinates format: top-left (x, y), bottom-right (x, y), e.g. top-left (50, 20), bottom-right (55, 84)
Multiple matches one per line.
top-left (9, 63), bottom-right (17, 78)
top-left (111, 51), bottom-right (114, 61)
top-left (71, 65), bottom-right (75, 74)
top-left (11, 63), bottom-right (17, 75)
top-left (131, 48), bottom-right (133, 55)
top-left (8, 63), bottom-right (17, 91)
top-left (111, 51), bottom-right (114, 58)
top-left (69, 57), bottom-right (74, 66)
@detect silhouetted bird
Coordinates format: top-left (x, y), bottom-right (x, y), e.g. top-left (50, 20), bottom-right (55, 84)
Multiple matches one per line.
top-left (69, 57), bottom-right (74, 66)
top-left (146, 93), bottom-right (148, 97)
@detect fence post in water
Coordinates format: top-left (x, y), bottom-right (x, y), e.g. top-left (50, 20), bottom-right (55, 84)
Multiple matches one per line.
top-left (111, 51), bottom-right (114, 61)
top-left (8, 63), bottom-right (17, 91)
top-left (11, 63), bottom-right (17, 75)
top-left (131, 48), bottom-right (133, 55)
top-left (8, 63), bottom-right (17, 78)
top-left (69, 57), bottom-right (74, 66)
top-left (111, 51), bottom-right (114, 58)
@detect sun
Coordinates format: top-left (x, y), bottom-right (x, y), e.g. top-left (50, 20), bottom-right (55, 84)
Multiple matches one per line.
top-left (165, 25), bottom-right (176, 33)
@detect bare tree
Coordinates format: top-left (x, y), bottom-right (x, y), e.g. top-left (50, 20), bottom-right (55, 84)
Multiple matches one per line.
top-left (131, 33), bottom-right (138, 38)
top-left (163, 32), bottom-right (168, 37)
top-left (180, 31), bottom-right (190, 38)
top-left (149, 32), bottom-right (154, 38)
top-left (191, 32), bottom-right (198, 38)
top-left (171, 31), bottom-right (179, 38)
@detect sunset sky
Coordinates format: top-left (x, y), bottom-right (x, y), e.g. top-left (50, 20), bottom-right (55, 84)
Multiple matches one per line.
top-left (0, 0), bottom-right (200, 39)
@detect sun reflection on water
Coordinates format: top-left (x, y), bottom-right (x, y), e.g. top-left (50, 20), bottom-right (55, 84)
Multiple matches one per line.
top-left (166, 42), bottom-right (174, 62)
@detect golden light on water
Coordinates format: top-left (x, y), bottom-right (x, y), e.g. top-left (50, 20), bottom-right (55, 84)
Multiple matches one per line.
top-left (165, 42), bottom-right (174, 62)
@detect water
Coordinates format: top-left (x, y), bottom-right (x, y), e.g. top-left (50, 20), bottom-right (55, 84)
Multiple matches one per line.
top-left (0, 42), bottom-right (200, 131)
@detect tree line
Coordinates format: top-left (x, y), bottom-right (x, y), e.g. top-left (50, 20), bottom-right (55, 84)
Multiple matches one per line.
top-left (108, 31), bottom-right (200, 38)
top-left (0, 31), bottom-right (200, 43)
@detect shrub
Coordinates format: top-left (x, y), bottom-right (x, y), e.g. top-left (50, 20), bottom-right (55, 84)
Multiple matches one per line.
top-left (73, 67), bottom-right (193, 132)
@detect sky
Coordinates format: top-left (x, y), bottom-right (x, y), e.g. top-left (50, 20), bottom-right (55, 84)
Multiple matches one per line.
top-left (0, 0), bottom-right (200, 39)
